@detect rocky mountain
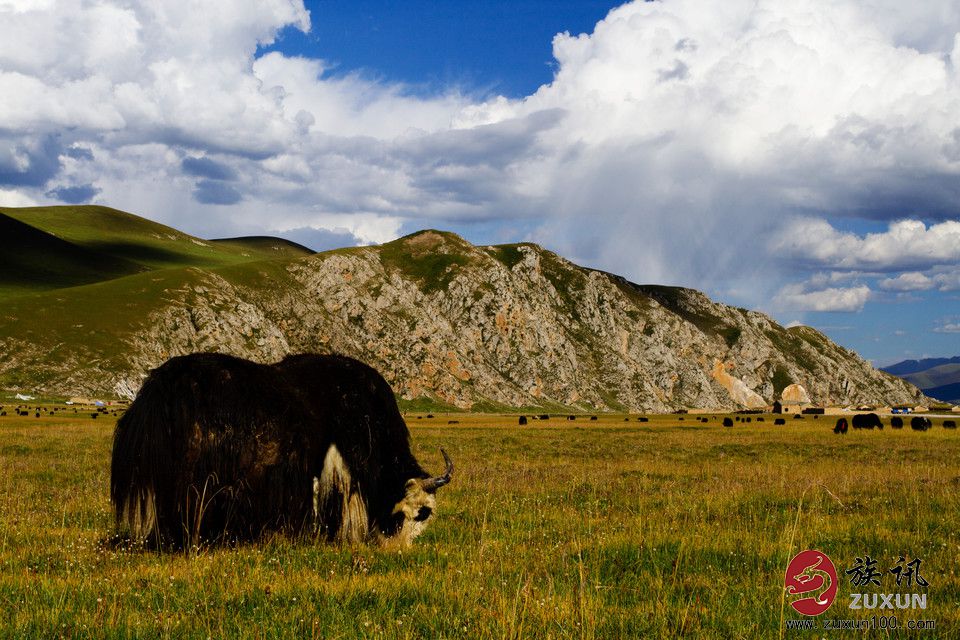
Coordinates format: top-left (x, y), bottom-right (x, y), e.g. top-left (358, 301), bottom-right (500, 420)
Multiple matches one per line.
top-left (0, 207), bottom-right (925, 411)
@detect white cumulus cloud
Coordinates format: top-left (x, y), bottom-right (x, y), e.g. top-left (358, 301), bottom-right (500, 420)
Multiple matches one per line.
top-left (0, 0), bottom-right (959, 304)
top-left (878, 272), bottom-right (935, 291)
top-left (774, 283), bottom-right (871, 312)
top-left (777, 219), bottom-right (960, 272)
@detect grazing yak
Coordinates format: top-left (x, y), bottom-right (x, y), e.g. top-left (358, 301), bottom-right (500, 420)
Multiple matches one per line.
top-left (852, 413), bottom-right (883, 429)
top-left (111, 353), bottom-right (453, 550)
top-left (833, 418), bottom-right (848, 434)
top-left (911, 416), bottom-right (932, 431)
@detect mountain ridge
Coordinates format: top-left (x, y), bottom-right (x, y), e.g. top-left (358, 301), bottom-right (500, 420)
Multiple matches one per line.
top-left (882, 357), bottom-right (960, 403)
top-left (0, 207), bottom-right (927, 410)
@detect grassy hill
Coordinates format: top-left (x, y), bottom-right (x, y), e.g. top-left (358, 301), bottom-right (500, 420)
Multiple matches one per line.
top-left (211, 236), bottom-right (314, 260)
top-left (0, 205), bottom-right (318, 394)
top-left (0, 211), bottom-right (145, 296)
top-left (0, 205), bottom-right (313, 301)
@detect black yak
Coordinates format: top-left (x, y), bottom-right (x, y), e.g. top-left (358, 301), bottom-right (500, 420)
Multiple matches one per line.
top-left (518, 415), bottom-right (528, 426)
top-left (944, 420), bottom-right (957, 429)
top-left (111, 353), bottom-right (453, 550)
top-left (774, 418), bottom-right (786, 425)
top-left (891, 417), bottom-right (903, 429)
top-left (911, 416), bottom-right (932, 431)
top-left (722, 417), bottom-right (733, 427)
top-left (833, 418), bottom-right (848, 434)
top-left (852, 413), bottom-right (882, 430)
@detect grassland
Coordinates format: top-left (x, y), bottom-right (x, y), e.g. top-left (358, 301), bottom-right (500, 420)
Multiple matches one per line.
top-left (1, 410), bottom-right (958, 638)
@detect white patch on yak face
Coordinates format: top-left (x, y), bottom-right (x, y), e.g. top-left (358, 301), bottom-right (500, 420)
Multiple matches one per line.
top-left (387, 478), bottom-right (437, 548)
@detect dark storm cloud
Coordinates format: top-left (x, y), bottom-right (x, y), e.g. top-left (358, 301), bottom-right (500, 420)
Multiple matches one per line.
top-left (192, 179), bottom-right (242, 205)
top-left (397, 109), bottom-right (565, 167)
top-left (0, 135), bottom-right (62, 187)
top-left (181, 156), bottom-right (238, 181)
top-left (64, 146), bottom-right (94, 161)
top-left (277, 226), bottom-right (362, 252)
top-left (45, 183), bottom-right (101, 203)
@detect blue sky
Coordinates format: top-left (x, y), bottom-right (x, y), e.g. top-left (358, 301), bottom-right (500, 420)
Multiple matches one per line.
top-left (259, 1), bottom-right (616, 98)
top-left (1, 0), bottom-right (959, 365)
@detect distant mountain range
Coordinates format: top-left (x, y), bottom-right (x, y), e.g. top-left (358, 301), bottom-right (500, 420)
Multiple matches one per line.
top-left (0, 205), bottom-right (926, 410)
top-left (882, 358), bottom-right (960, 404)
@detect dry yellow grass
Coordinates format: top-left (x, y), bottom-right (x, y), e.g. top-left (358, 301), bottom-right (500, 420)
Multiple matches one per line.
top-left (0, 410), bottom-right (957, 638)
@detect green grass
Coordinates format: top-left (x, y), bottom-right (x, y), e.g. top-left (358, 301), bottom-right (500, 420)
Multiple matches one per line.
top-left (1, 411), bottom-right (957, 638)
top-left (486, 244), bottom-right (532, 270)
top-left (771, 365), bottom-right (792, 397)
top-left (377, 231), bottom-right (476, 294)
top-left (0, 205), bottom-right (315, 303)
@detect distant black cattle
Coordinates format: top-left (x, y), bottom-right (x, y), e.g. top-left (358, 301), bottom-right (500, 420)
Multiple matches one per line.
top-left (852, 413), bottom-right (882, 430)
top-left (756, 417), bottom-right (764, 422)
top-left (539, 414), bottom-right (549, 420)
top-left (944, 420), bottom-right (957, 429)
top-left (111, 353), bottom-right (453, 550)
top-left (518, 416), bottom-right (527, 426)
top-left (774, 418), bottom-right (786, 425)
top-left (833, 418), bottom-right (848, 434)
top-left (590, 416), bottom-right (598, 421)
top-left (891, 417), bottom-right (903, 429)
top-left (638, 417), bottom-right (649, 423)
top-left (722, 417), bottom-right (733, 427)
top-left (911, 416), bottom-right (932, 431)
top-left (793, 414), bottom-right (803, 420)
top-left (568, 415), bottom-right (575, 421)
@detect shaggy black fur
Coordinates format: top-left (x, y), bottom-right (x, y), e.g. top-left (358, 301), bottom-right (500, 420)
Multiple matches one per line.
top-left (111, 352), bottom-right (434, 549)
top-left (852, 413), bottom-right (882, 429)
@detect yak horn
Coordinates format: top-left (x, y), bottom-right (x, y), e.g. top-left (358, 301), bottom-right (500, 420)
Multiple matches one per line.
top-left (421, 448), bottom-right (454, 493)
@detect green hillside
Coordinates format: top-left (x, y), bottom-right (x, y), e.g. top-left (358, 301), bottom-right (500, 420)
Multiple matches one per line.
top-left (210, 236), bottom-right (313, 260)
top-left (0, 206), bottom-right (313, 301)
top-left (0, 212), bottom-right (145, 296)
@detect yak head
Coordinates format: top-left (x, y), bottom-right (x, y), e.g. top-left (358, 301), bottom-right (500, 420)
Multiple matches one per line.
top-left (385, 449), bottom-right (454, 548)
